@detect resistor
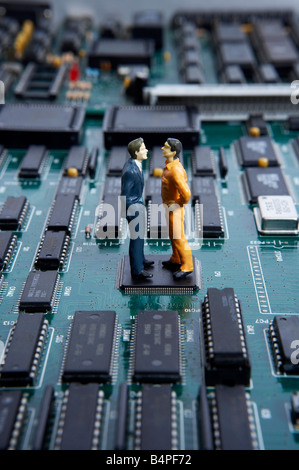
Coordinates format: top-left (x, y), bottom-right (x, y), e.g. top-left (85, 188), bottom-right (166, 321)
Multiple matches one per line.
top-left (85, 225), bottom-right (92, 238)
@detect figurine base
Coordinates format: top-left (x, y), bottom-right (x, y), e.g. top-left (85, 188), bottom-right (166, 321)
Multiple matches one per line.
top-left (117, 255), bottom-right (202, 294)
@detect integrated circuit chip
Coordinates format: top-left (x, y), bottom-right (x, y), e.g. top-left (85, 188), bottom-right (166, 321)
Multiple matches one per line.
top-left (210, 385), bottom-right (258, 450)
top-left (0, 390), bottom-right (26, 450)
top-left (56, 176), bottom-right (83, 200)
top-left (55, 383), bottom-right (104, 450)
top-left (236, 136), bottom-right (279, 167)
top-left (19, 270), bottom-right (59, 313)
top-left (201, 288), bottom-right (251, 385)
top-left (106, 147), bottom-right (128, 176)
top-left (195, 194), bottom-right (224, 238)
top-left (35, 230), bottom-right (70, 270)
top-left (191, 176), bottom-right (217, 204)
top-left (103, 105), bottom-right (200, 149)
top-left (62, 310), bottom-right (118, 383)
top-left (88, 38), bottom-right (155, 69)
top-left (132, 310), bottom-right (182, 383)
top-left (18, 145), bottom-right (47, 178)
top-left (0, 195), bottom-right (29, 230)
top-left (269, 315), bottom-right (299, 374)
top-left (243, 167), bottom-right (290, 204)
top-left (192, 146), bottom-right (216, 176)
top-left (63, 146), bottom-right (89, 176)
top-left (47, 194), bottom-right (78, 234)
top-left (135, 384), bottom-right (178, 450)
top-left (0, 104), bottom-right (85, 148)
top-left (0, 312), bottom-right (48, 386)
top-left (0, 231), bottom-right (16, 270)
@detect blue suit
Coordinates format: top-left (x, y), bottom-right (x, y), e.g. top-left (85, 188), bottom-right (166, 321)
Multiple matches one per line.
top-left (121, 158), bottom-right (145, 275)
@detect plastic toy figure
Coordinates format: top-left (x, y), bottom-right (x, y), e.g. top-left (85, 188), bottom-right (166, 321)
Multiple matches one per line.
top-left (161, 138), bottom-right (193, 279)
top-left (121, 137), bottom-right (154, 280)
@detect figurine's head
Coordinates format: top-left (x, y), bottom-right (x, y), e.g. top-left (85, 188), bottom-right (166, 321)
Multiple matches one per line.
top-left (128, 137), bottom-right (148, 161)
top-left (162, 138), bottom-right (182, 162)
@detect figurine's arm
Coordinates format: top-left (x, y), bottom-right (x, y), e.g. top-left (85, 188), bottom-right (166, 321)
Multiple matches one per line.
top-left (172, 168), bottom-right (191, 206)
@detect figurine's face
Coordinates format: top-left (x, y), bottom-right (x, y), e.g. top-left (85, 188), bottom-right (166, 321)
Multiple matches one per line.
top-left (135, 142), bottom-right (148, 161)
top-left (162, 141), bottom-right (175, 162)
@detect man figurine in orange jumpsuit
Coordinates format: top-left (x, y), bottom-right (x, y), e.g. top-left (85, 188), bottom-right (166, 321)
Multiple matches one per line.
top-left (161, 138), bottom-right (193, 280)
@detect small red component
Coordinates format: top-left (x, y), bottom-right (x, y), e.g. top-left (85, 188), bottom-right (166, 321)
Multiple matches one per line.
top-left (69, 61), bottom-right (80, 81)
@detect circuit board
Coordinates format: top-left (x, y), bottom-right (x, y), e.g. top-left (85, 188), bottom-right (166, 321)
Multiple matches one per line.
top-left (0, 1), bottom-right (299, 452)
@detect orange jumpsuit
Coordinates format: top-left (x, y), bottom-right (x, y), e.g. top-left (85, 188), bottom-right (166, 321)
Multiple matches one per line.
top-left (161, 158), bottom-right (193, 272)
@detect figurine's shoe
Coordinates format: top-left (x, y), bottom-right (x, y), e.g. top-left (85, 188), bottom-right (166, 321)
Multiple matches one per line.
top-left (173, 270), bottom-right (193, 280)
top-left (143, 258), bottom-right (155, 268)
top-left (132, 270), bottom-right (153, 280)
top-left (162, 260), bottom-right (181, 271)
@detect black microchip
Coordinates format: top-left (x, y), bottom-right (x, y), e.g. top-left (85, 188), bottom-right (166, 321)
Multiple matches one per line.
top-left (35, 231), bottom-right (69, 270)
top-left (246, 116), bottom-right (269, 136)
top-left (236, 136), bottom-right (278, 166)
top-left (0, 195), bottom-right (29, 230)
top-left (223, 65), bottom-right (246, 83)
top-left (96, 195), bottom-right (122, 239)
top-left (0, 312), bottom-right (47, 386)
top-left (149, 146), bottom-right (164, 175)
top-left (62, 310), bottom-right (118, 383)
top-left (192, 176), bottom-right (217, 204)
top-left (88, 38), bottom-right (155, 68)
top-left (103, 105), bottom-right (200, 149)
top-left (132, 10), bottom-right (164, 49)
top-left (219, 42), bottom-right (256, 70)
top-left (47, 194), bottom-right (77, 234)
top-left (243, 167), bottom-right (289, 204)
top-left (212, 385), bottom-right (256, 450)
top-left (201, 288), bottom-right (251, 386)
top-left (0, 104), bottom-right (85, 149)
top-left (132, 310), bottom-right (181, 383)
top-left (145, 176), bottom-right (162, 204)
top-left (136, 384), bottom-right (176, 450)
top-left (219, 147), bottom-right (228, 179)
top-left (102, 176), bottom-right (121, 199)
top-left (192, 146), bottom-right (216, 176)
top-left (269, 316), bottom-right (299, 374)
top-left (63, 146), bottom-right (89, 176)
top-left (19, 270), bottom-right (59, 313)
top-left (196, 195), bottom-right (224, 238)
top-left (184, 64), bottom-right (204, 84)
top-left (261, 37), bottom-right (298, 68)
top-left (14, 63), bottom-right (67, 100)
top-left (214, 22), bottom-right (246, 42)
top-left (0, 390), bottom-right (24, 450)
top-left (0, 231), bottom-right (16, 270)
top-left (56, 176), bottom-right (83, 200)
top-left (258, 64), bottom-right (280, 83)
top-left (254, 20), bottom-right (287, 42)
top-left (107, 147), bottom-right (129, 176)
top-left (18, 145), bottom-right (47, 178)
top-left (56, 383), bottom-right (104, 450)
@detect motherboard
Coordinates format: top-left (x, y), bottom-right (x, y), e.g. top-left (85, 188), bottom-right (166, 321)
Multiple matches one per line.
top-left (0, 1), bottom-right (298, 451)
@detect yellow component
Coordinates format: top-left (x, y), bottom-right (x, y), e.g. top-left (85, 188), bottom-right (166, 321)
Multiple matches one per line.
top-left (123, 76), bottom-right (131, 89)
top-left (153, 168), bottom-right (163, 178)
top-left (163, 51), bottom-right (171, 62)
top-left (14, 20), bottom-right (34, 57)
top-left (67, 168), bottom-right (79, 178)
top-left (52, 56), bottom-right (62, 67)
top-left (249, 126), bottom-right (261, 137)
top-left (79, 49), bottom-right (86, 58)
top-left (242, 23), bottom-right (254, 33)
top-left (258, 157), bottom-right (269, 168)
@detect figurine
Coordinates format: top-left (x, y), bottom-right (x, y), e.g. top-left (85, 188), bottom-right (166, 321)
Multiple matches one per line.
top-left (121, 137), bottom-right (154, 280)
top-left (161, 138), bottom-right (193, 279)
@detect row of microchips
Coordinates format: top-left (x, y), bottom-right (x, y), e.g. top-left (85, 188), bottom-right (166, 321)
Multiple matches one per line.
top-left (175, 22), bottom-right (205, 84)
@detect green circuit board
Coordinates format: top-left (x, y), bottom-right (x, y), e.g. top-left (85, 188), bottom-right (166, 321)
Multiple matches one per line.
top-left (0, 3), bottom-right (299, 452)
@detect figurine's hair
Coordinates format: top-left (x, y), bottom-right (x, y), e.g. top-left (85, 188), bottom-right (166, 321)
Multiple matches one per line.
top-left (166, 138), bottom-right (182, 159)
top-left (128, 137), bottom-right (144, 159)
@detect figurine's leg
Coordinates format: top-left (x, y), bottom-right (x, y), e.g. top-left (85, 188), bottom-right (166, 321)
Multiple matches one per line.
top-left (171, 208), bottom-right (193, 273)
top-left (168, 210), bottom-right (181, 265)
top-left (127, 207), bottom-right (147, 276)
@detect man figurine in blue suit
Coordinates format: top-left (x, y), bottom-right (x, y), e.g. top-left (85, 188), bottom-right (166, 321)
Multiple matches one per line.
top-left (121, 137), bottom-right (154, 280)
